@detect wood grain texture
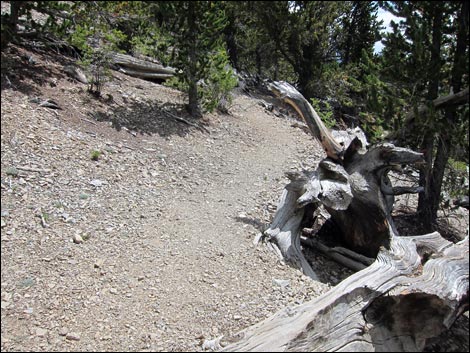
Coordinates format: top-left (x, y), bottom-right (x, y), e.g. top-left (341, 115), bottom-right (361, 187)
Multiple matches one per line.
top-left (222, 235), bottom-right (468, 352)
top-left (234, 82), bottom-right (468, 352)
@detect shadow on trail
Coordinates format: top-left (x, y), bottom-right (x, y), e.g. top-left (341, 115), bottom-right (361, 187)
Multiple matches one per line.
top-left (93, 100), bottom-right (210, 138)
top-left (235, 215), bottom-right (267, 232)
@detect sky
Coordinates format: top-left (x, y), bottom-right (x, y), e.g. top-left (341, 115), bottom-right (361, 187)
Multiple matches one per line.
top-left (374, 7), bottom-right (402, 54)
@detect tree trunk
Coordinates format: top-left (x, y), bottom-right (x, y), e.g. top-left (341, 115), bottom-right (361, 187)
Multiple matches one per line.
top-left (417, 132), bottom-right (436, 231)
top-left (186, 2), bottom-right (202, 119)
top-left (1, 1), bottom-right (26, 50)
top-left (416, 1), bottom-right (468, 230)
top-left (416, 4), bottom-right (444, 231)
top-left (219, 82), bottom-right (468, 352)
top-left (187, 80), bottom-right (202, 118)
top-left (222, 234), bottom-right (468, 352)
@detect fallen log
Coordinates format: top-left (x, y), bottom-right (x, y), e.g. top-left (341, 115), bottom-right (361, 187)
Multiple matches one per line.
top-left (115, 66), bottom-right (174, 81)
top-left (222, 233), bottom-right (468, 352)
top-left (109, 52), bottom-right (176, 81)
top-left (220, 82), bottom-right (468, 352)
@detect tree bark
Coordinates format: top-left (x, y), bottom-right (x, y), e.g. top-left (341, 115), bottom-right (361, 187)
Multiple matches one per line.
top-left (222, 234), bottom-right (468, 352)
top-left (268, 81), bottom-right (344, 161)
top-left (220, 82), bottom-right (468, 352)
top-left (416, 1), bottom-right (469, 230)
top-left (186, 2), bottom-right (203, 118)
top-left (1, 1), bottom-right (26, 50)
top-left (109, 52), bottom-right (176, 81)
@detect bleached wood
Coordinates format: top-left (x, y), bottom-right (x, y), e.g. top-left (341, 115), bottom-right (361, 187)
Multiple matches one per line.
top-left (222, 235), bottom-right (468, 352)
top-left (229, 82), bottom-right (468, 352)
top-left (268, 81), bottom-right (344, 161)
top-left (108, 52), bottom-right (176, 81)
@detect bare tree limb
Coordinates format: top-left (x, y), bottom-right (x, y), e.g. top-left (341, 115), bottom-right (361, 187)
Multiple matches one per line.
top-left (268, 81), bottom-right (344, 161)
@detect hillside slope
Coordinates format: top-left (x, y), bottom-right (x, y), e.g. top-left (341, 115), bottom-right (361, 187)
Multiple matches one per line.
top-left (1, 44), bottom-right (335, 351)
top-left (1, 45), bottom-right (468, 352)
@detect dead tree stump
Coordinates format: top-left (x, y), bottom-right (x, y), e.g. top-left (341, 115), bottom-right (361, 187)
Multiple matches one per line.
top-left (221, 82), bottom-right (468, 352)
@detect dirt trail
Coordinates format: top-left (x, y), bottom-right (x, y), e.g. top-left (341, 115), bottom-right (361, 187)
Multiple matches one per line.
top-left (1, 49), bottom-right (337, 351)
top-left (2, 45), bottom-right (468, 352)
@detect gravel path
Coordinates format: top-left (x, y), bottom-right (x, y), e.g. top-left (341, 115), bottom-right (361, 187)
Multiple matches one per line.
top-left (1, 45), bottom-right (467, 352)
top-left (0, 48), bottom-right (340, 351)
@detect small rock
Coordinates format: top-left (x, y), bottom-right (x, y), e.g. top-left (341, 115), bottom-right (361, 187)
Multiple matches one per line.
top-left (66, 332), bottom-right (81, 341)
top-left (1, 218), bottom-right (6, 228)
top-left (58, 328), bottom-right (68, 336)
top-left (72, 234), bottom-right (84, 244)
top-left (94, 259), bottom-right (104, 268)
top-left (272, 279), bottom-right (290, 289)
top-left (233, 315), bottom-right (242, 320)
top-left (36, 328), bottom-right (48, 337)
top-left (109, 288), bottom-right (118, 295)
top-left (149, 332), bottom-right (160, 341)
top-left (6, 167), bottom-right (18, 176)
top-left (89, 179), bottom-right (104, 187)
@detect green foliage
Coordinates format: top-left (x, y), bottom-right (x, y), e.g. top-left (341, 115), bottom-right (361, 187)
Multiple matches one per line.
top-left (200, 49), bottom-right (238, 113)
top-left (90, 150), bottom-right (101, 161)
top-left (445, 158), bottom-right (469, 198)
top-left (310, 98), bottom-right (336, 129)
top-left (165, 48), bottom-right (237, 113)
top-left (67, 4), bottom-right (128, 96)
top-left (5, 166), bottom-right (18, 176)
top-left (153, 1), bottom-right (232, 116)
top-left (449, 159), bottom-right (468, 173)
top-left (339, 1), bottom-right (382, 65)
top-left (248, 1), bottom-right (350, 98)
top-left (41, 211), bottom-right (50, 223)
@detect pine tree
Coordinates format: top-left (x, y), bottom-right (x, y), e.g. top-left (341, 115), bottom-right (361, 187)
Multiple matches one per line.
top-left (380, 1), bottom-right (469, 230)
top-left (340, 1), bottom-right (381, 66)
top-left (160, 1), bottom-right (229, 118)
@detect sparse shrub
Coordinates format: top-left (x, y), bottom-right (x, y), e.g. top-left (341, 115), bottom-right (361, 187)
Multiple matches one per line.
top-left (69, 23), bottom-right (127, 97)
top-left (90, 150), bottom-right (101, 161)
top-left (166, 49), bottom-right (237, 114)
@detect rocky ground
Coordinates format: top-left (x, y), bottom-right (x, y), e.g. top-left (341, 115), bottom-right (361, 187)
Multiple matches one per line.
top-left (1, 44), bottom-right (468, 352)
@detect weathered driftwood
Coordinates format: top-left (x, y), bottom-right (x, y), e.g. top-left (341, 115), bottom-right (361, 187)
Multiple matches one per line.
top-left (222, 234), bottom-right (468, 352)
top-left (63, 64), bottom-right (88, 84)
top-left (222, 81), bottom-right (469, 352)
top-left (114, 66), bottom-right (174, 81)
top-left (268, 81), bottom-right (344, 161)
top-left (109, 52), bottom-right (176, 80)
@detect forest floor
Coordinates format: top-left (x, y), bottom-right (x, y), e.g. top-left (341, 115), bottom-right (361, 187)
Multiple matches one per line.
top-left (1, 44), bottom-right (468, 352)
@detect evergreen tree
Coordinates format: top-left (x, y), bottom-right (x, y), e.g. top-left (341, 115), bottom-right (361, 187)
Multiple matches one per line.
top-left (157, 1), bottom-right (229, 118)
top-left (238, 1), bottom-right (348, 99)
top-left (380, 1), bottom-right (469, 230)
top-left (339, 1), bottom-right (382, 66)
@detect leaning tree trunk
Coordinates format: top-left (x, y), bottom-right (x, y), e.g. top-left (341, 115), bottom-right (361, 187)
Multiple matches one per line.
top-left (219, 82), bottom-right (468, 352)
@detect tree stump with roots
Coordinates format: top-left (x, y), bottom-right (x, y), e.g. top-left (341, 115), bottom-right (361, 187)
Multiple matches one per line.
top-left (218, 82), bottom-right (468, 352)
